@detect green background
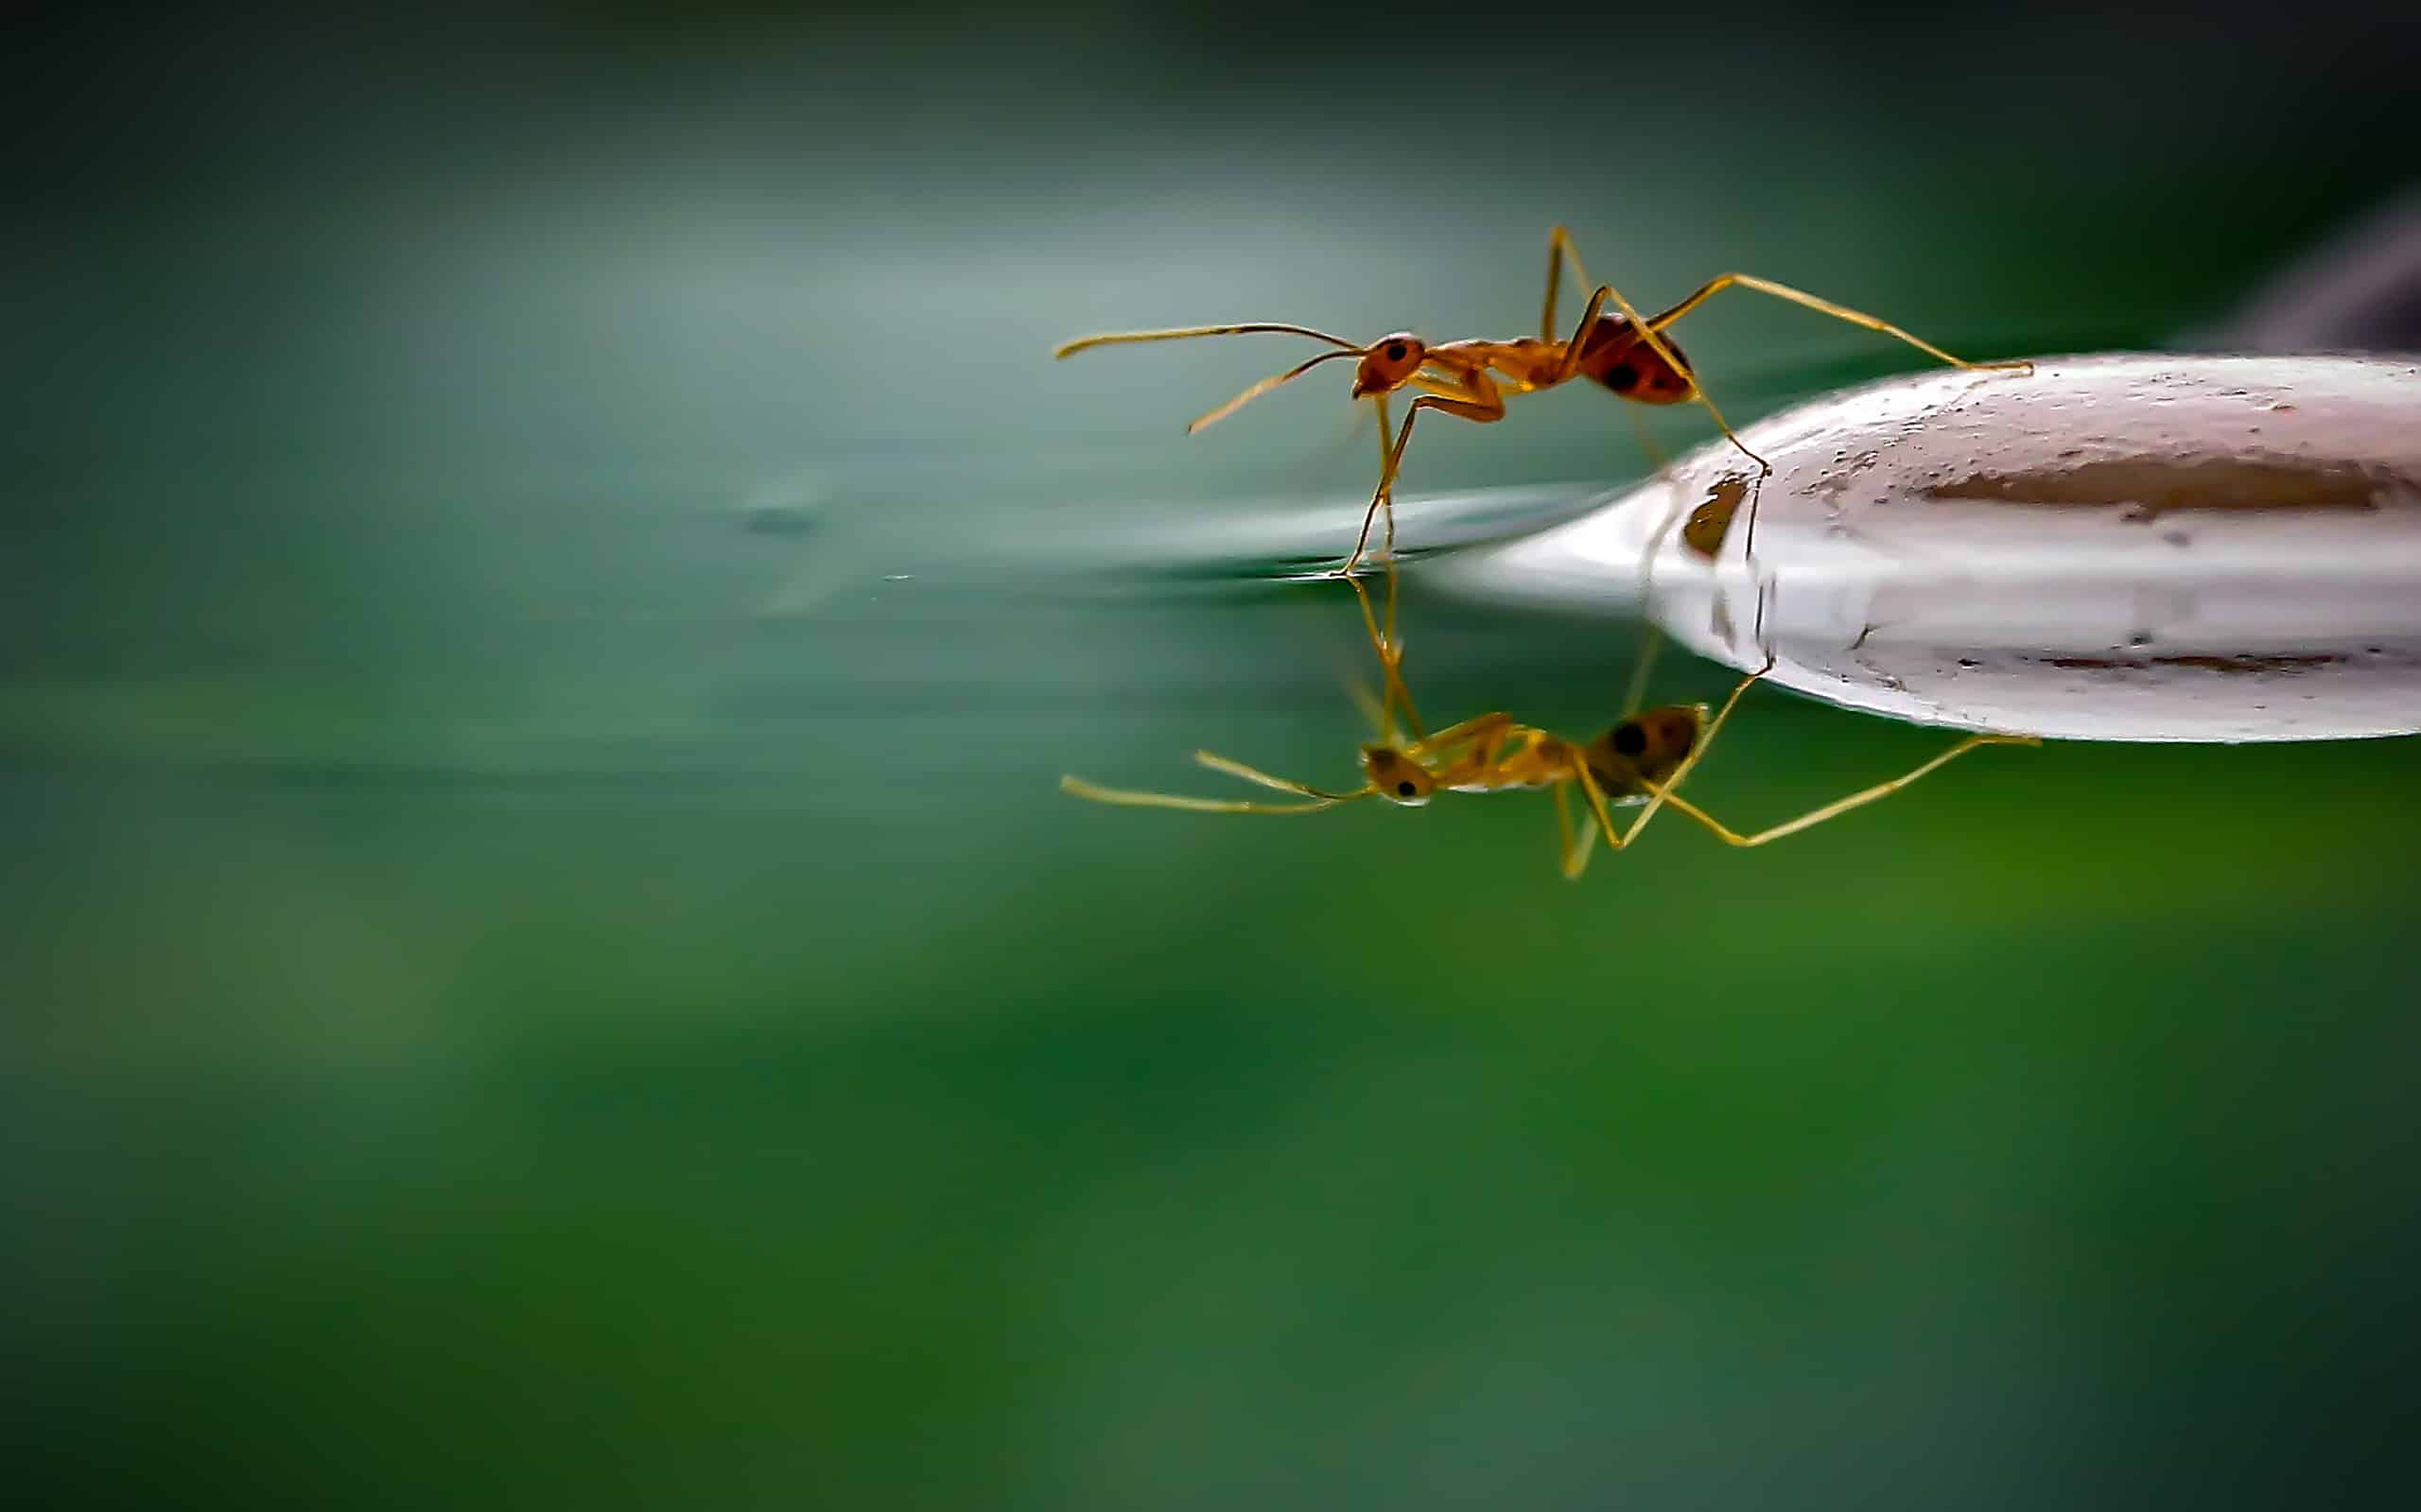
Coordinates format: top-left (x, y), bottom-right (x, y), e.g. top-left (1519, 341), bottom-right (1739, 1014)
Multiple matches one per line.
top-left (6, 6), bottom-right (2418, 1505)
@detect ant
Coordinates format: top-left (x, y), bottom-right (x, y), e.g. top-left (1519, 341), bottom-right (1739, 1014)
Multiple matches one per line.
top-left (1059, 565), bottom-right (2037, 878)
top-left (1056, 226), bottom-right (2032, 573)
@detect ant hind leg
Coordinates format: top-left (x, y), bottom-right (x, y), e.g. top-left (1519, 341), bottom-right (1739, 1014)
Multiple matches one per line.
top-left (1646, 274), bottom-right (2033, 379)
top-left (1638, 269), bottom-right (2040, 564)
top-left (1611, 652), bottom-right (1776, 850)
top-left (1651, 732), bottom-right (2041, 848)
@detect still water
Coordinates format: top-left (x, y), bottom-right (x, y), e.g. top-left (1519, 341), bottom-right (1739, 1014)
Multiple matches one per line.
top-left (7, 12), bottom-right (2420, 1507)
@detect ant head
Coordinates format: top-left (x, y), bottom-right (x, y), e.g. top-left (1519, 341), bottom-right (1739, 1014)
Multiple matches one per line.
top-left (1360, 744), bottom-right (1436, 806)
top-left (1350, 333), bottom-right (1427, 398)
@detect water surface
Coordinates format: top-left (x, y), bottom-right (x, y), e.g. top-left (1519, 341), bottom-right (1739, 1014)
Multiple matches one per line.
top-left (8, 10), bottom-right (2420, 1507)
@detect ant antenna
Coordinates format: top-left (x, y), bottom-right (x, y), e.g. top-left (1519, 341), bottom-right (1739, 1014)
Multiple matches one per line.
top-left (1190, 349), bottom-right (1365, 433)
top-left (1054, 323), bottom-right (1361, 358)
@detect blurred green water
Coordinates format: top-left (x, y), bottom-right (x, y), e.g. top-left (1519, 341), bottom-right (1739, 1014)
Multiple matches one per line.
top-left (6, 8), bottom-right (2420, 1508)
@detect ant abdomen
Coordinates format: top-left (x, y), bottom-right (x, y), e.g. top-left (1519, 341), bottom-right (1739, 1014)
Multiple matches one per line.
top-left (1584, 706), bottom-right (1702, 796)
top-left (1580, 316), bottom-right (1695, 405)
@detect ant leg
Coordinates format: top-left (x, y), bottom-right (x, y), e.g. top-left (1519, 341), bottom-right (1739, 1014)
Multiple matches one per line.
top-left (1404, 712), bottom-right (1517, 763)
top-left (1541, 277), bottom-right (1783, 600)
top-left (1612, 654), bottom-right (1774, 849)
top-left (1339, 402), bottom-right (1429, 741)
top-left (1373, 392), bottom-right (1398, 565)
top-left (1569, 758), bottom-right (1629, 870)
top-left (1620, 621), bottom-right (1665, 720)
top-left (1553, 783), bottom-right (1603, 880)
top-left (1348, 559), bottom-right (1427, 742)
top-left (1342, 373), bottom-right (1507, 574)
top-left (1639, 272), bottom-right (2032, 560)
top-left (1377, 557), bottom-right (1426, 739)
top-left (1342, 676), bottom-right (1395, 744)
top-left (1616, 404), bottom-right (1684, 720)
top-left (1586, 277), bottom-right (1771, 486)
top-left (1344, 377), bottom-right (1506, 573)
top-left (1541, 225), bottom-right (1596, 339)
top-left (1645, 274), bottom-right (2032, 378)
top-left (1551, 287), bottom-right (1618, 382)
top-left (1748, 574), bottom-right (1776, 669)
top-left (1647, 734), bottom-right (2041, 848)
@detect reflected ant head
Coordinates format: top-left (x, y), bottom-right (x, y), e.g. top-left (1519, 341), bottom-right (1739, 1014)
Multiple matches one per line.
top-left (1350, 333), bottom-right (1428, 398)
top-left (1360, 744), bottom-right (1437, 806)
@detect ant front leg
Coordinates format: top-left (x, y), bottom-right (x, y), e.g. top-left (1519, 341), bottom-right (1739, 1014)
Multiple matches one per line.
top-left (1369, 392), bottom-right (1396, 562)
top-left (1341, 371), bottom-right (1506, 575)
top-left (1403, 711), bottom-right (1517, 769)
top-left (1346, 559), bottom-right (1426, 742)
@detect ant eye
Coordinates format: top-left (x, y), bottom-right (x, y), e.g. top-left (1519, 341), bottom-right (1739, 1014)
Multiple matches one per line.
top-left (1385, 341), bottom-right (1407, 363)
top-left (1611, 721), bottom-right (1647, 757)
top-left (1396, 780), bottom-right (1419, 797)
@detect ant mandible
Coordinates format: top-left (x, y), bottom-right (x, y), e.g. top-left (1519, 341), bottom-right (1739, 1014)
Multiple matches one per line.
top-left (1056, 226), bottom-right (2033, 572)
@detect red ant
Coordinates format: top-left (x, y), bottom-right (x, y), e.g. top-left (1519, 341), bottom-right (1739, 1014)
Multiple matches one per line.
top-left (1056, 226), bottom-right (2031, 572)
top-left (1060, 566), bottom-right (2036, 877)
